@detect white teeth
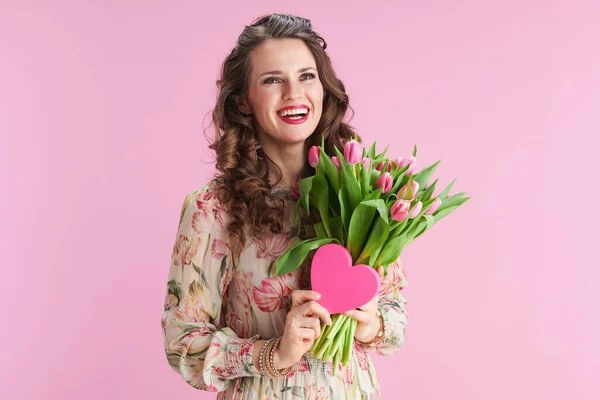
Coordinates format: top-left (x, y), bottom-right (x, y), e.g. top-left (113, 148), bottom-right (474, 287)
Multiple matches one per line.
top-left (278, 108), bottom-right (308, 117)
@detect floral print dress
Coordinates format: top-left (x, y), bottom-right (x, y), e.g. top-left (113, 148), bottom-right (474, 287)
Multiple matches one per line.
top-left (161, 179), bottom-right (409, 399)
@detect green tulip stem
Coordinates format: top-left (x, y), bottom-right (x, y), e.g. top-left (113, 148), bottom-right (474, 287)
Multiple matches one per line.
top-left (326, 314), bottom-right (347, 340)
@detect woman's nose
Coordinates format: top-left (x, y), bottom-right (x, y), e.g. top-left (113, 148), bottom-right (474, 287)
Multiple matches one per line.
top-left (283, 80), bottom-right (303, 100)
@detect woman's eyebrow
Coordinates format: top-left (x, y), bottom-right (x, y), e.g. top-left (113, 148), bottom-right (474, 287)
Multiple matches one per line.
top-left (259, 67), bottom-right (317, 78)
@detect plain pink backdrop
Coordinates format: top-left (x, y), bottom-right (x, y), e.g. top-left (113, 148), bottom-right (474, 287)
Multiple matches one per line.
top-left (1, 1), bottom-right (598, 399)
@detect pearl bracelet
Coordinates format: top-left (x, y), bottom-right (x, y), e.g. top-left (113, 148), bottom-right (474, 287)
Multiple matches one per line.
top-left (359, 307), bottom-right (385, 348)
top-left (259, 338), bottom-right (275, 377)
top-left (260, 336), bottom-right (293, 378)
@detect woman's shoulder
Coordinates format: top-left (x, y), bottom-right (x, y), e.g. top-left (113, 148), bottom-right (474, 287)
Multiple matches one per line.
top-left (180, 178), bottom-right (232, 235)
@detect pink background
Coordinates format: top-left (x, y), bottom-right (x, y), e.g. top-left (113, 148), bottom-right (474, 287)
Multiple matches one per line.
top-left (1, 1), bottom-right (598, 399)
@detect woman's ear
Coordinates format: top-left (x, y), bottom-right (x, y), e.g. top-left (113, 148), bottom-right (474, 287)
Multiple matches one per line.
top-left (235, 95), bottom-right (251, 115)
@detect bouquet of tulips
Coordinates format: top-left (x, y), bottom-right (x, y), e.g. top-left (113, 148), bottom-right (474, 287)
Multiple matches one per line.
top-left (275, 135), bottom-right (470, 373)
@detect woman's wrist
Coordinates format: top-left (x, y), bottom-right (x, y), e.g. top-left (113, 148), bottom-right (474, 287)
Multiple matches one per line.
top-left (272, 346), bottom-right (295, 369)
top-left (357, 308), bottom-right (385, 346)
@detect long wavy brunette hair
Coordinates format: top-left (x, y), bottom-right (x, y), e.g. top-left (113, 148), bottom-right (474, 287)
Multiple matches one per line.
top-left (204, 13), bottom-right (362, 251)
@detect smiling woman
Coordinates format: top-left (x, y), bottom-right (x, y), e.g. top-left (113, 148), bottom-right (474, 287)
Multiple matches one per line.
top-left (206, 14), bottom-right (362, 253)
top-left (161, 12), bottom-right (409, 400)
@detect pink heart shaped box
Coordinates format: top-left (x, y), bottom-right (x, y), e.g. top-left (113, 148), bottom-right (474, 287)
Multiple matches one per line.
top-left (310, 243), bottom-right (381, 315)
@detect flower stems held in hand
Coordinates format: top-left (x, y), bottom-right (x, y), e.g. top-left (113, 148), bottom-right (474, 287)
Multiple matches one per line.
top-left (311, 312), bottom-right (357, 373)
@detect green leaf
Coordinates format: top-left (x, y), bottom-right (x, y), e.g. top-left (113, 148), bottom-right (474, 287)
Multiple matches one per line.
top-left (313, 222), bottom-right (328, 238)
top-left (361, 161), bottom-right (371, 197)
top-left (275, 238), bottom-right (340, 276)
top-left (292, 198), bottom-right (301, 227)
top-left (339, 187), bottom-right (350, 233)
top-left (337, 155), bottom-right (362, 215)
top-left (421, 178), bottom-right (438, 202)
top-left (412, 214), bottom-right (436, 241)
top-left (299, 176), bottom-right (315, 212)
top-left (364, 187), bottom-right (382, 202)
top-left (312, 174), bottom-right (331, 237)
top-left (327, 181), bottom-right (341, 216)
top-left (375, 144), bottom-right (390, 160)
top-left (330, 215), bottom-right (345, 244)
top-left (414, 159), bottom-right (441, 189)
top-left (370, 168), bottom-right (382, 187)
top-left (367, 141), bottom-right (377, 159)
top-left (346, 203), bottom-right (377, 262)
top-left (438, 192), bottom-right (468, 212)
top-left (438, 179), bottom-right (456, 200)
top-left (374, 233), bottom-right (408, 266)
top-left (412, 144), bottom-right (418, 157)
top-left (356, 217), bottom-right (391, 266)
top-left (319, 150), bottom-right (340, 194)
top-left (361, 199), bottom-right (389, 222)
top-left (386, 172), bottom-right (405, 199)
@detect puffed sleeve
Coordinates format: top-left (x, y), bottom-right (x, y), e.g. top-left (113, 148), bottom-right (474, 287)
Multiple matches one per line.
top-left (369, 257), bottom-right (409, 356)
top-left (161, 185), bottom-right (261, 392)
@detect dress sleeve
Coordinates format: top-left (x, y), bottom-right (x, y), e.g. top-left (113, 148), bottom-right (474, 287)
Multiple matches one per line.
top-left (161, 187), bottom-right (261, 392)
top-left (364, 257), bottom-right (409, 356)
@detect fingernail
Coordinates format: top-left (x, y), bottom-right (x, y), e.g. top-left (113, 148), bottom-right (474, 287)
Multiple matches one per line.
top-left (315, 293), bottom-right (321, 299)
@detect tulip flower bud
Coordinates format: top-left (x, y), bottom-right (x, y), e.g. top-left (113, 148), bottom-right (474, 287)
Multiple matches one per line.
top-left (331, 156), bottom-right (341, 171)
top-left (408, 201), bottom-right (423, 219)
top-left (308, 146), bottom-right (320, 168)
top-left (424, 197), bottom-right (442, 215)
top-left (397, 181), bottom-right (420, 201)
top-left (344, 139), bottom-right (362, 165)
top-left (391, 199), bottom-right (411, 222)
top-left (376, 160), bottom-right (392, 172)
top-left (362, 157), bottom-right (372, 170)
top-left (398, 156), bottom-right (417, 175)
top-left (376, 172), bottom-right (394, 194)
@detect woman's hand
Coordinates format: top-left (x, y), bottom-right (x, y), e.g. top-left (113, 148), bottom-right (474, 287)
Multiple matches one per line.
top-left (342, 265), bottom-right (385, 343)
top-left (274, 290), bottom-right (332, 369)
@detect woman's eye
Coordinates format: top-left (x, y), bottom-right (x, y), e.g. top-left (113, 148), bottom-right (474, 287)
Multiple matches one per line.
top-left (264, 73), bottom-right (316, 84)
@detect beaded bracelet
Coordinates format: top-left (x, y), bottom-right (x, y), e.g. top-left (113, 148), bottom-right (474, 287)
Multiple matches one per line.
top-left (261, 336), bottom-right (293, 378)
top-left (259, 338), bottom-right (275, 377)
top-left (268, 337), bottom-right (293, 377)
top-left (358, 307), bottom-right (385, 348)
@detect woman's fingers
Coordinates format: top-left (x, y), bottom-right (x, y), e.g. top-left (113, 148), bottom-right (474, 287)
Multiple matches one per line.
top-left (291, 290), bottom-right (322, 307)
top-left (342, 308), bottom-right (372, 323)
top-left (296, 328), bottom-right (318, 342)
top-left (295, 317), bottom-right (321, 338)
top-left (299, 300), bottom-right (332, 326)
top-left (290, 299), bottom-right (332, 326)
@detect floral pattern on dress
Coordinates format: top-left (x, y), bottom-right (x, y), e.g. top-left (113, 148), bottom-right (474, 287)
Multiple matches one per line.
top-left (161, 180), bottom-right (409, 399)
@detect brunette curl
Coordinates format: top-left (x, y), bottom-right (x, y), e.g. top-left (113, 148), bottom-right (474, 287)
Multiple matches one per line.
top-left (203, 13), bottom-right (362, 251)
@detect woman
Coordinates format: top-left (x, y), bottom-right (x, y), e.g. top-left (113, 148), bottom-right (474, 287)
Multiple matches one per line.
top-left (161, 13), bottom-right (409, 399)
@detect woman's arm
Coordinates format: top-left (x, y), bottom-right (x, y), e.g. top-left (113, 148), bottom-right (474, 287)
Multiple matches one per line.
top-left (161, 187), bottom-right (262, 392)
top-left (355, 258), bottom-right (409, 356)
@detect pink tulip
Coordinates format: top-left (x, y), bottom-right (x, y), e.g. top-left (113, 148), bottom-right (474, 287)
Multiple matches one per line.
top-left (308, 146), bottom-right (320, 168)
top-left (344, 139), bottom-right (362, 165)
top-left (397, 181), bottom-right (420, 201)
top-left (408, 201), bottom-right (423, 219)
top-left (362, 157), bottom-right (372, 169)
top-left (393, 157), bottom-right (403, 169)
top-left (391, 199), bottom-right (411, 222)
top-left (331, 156), bottom-right (341, 171)
top-left (376, 172), bottom-right (394, 193)
top-left (376, 160), bottom-right (393, 172)
top-left (398, 156), bottom-right (417, 175)
top-left (424, 198), bottom-right (442, 215)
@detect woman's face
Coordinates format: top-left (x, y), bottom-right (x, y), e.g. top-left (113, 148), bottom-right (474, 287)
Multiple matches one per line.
top-left (238, 38), bottom-right (324, 146)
